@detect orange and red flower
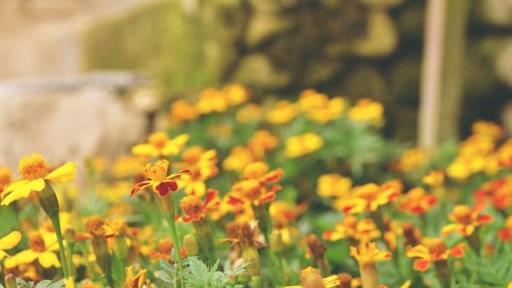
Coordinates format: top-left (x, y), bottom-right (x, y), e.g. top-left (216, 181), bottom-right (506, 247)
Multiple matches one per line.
top-left (441, 204), bottom-right (492, 237)
top-left (406, 238), bottom-right (465, 272)
top-left (131, 160), bottom-right (188, 197)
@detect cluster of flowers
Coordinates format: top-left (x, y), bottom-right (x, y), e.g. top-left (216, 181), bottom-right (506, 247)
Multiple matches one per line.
top-left (0, 85), bottom-right (511, 288)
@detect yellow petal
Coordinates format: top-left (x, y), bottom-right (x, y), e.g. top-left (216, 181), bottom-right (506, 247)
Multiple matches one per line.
top-left (39, 251), bottom-right (61, 268)
top-left (45, 162), bottom-right (77, 183)
top-left (132, 144), bottom-right (157, 157)
top-left (0, 231), bottom-right (22, 251)
top-left (2, 179), bottom-right (29, 196)
top-left (10, 250), bottom-right (38, 266)
top-left (1, 179), bottom-right (45, 206)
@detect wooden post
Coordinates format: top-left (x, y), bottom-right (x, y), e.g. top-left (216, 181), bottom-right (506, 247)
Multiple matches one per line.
top-left (418, 0), bottom-right (446, 148)
top-left (419, 0), bottom-right (471, 147)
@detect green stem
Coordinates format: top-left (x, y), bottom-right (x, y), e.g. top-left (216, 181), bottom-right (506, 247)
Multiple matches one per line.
top-left (52, 217), bottom-right (70, 279)
top-left (161, 195), bottom-right (184, 288)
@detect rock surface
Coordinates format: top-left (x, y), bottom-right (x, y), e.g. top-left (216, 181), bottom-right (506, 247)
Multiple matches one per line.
top-left (0, 79), bottom-right (146, 170)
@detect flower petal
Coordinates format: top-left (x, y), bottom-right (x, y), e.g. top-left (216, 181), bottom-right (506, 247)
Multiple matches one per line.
top-left (45, 162), bottom-right (77, 183)
top-left (1, 179), bottom-right (45, 206)
top-left (0, 231), bottom-right (21, 251)
top-left (39, 251), bottom-right (61, 268)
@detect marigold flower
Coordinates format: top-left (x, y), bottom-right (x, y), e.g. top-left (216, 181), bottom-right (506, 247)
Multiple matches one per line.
top-left (180, 189), bottom-right (218, 222)
top-left (231, 162), bottom-right (284, 206)
top-left (236, 103), bottom-right (263, 123)
top-left (131, 159), bottom-right (188, 197)
top-left (286, 132), bottom-right (324, 158)
top-left (1, 154), bottom-right (76, 206)
top-left (317, 174), bottom-right (352, 198)
top-left (223, 146), bottom-right (258, 172)
top-left (472, 120), bottom-right (503, 141)
top-left (406, 238), bottom-right (465, 272)
top-left (398, 187), bottom-right (437, 215)
top-left (195, 88), bottom-right (229, 114)
top-left (441, 204), bottom-right (492, 236)
top-left (285, 266), bottom-right (347, 288)
top-left (350, 242), bottom-right (391, 266)
top-left (269, 201), bottom-right (307, 227)
top-left (323, 216), bottom-right (380, 243)
top-left (474, 176), bottom-right (512, 210)
top-left (351, 242), bottom-right (391, 288)
top-left (110, 156), bottom-right (145, 178)
top-left (0, 231), bottom-right (22, 260)
top-left (336, 182), bottom-right (401, 215)
top-left (398, 148), bottom-right (429, 172)
top-left (498, 215), bottom-right (512, 241)
top-left (422, 170), bottom-right (444, 187)
top-left (266, 100), bottom-right (298, 124)
top-left (169, 99), bottom-right (199, 123)
top-left (223, 84), bottom-right (250, 106)
top-left (248, 130), bottom-right (279, 157)
top-left (298, 90), bottom-right (346, 123)
top-left (177, 146), bottom-right (218, 197)
top-left (131, 132), bottom-right (189, 158)
top-left (5, 232), bottom-right (60, 269)
top-left (124, 266), bottom-right (150, 288)
top-left (347, 99), bottom-right (384, 126)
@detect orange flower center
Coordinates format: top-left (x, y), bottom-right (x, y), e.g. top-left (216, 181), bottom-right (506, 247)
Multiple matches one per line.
top-left (29, 234), bottom-right (46, 252)
top-left (427, 240), bottom-right (448, 260)
top-left (180, 195), bottom-right (203, 216)
top-left (143, 160), bottom-right (169, 181)
top-left (18, 154), bottom-right (49, 180)
top-left (0, 167), bottom-right (11, 188)
top-left (148, 132), bottom-right (168, 149)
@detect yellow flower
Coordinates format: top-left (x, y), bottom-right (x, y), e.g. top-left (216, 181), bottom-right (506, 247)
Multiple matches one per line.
top-left (1, 154), bottom-right (76, 206)
top-left (348, 99), bottom-right (384, 126)
top-left (131, 132), bottom-right (189, 158)
top-left (96, 181), bottom-right (132, 203)
top-left (236, 103), bottom-right (263, 123)
top-left (0, 231), bottom-right (22, 260)
top-left (298, 90), bottom-right (346, 123)
top-left (335, 182), bottom-right (401, 215)
top-left (124, 266), bottom-right (149, 288)
top-left (398, 148), bottom-right (429, 172)
top-left (248, 130), bottom-right (279, 157)
top-left (323, 216), bottom-right (380, 243)
top-left (223, 84), bottom-right (250, 106)
top-left (169, 99), bottom-right (199, 123)
top-left (64, 277), bottom-right (75, 288)
top-left (196, 88), bottom-right (228, 114)
top-left (286, 133), bottom-right (324, 158)
top-left (266, 100), bottom-right (298, 124)
top-left (472, 120), bottom-right (502, 141)
top-left (223, 146), bottom-right (257, 172)
top-left (285, 266), bottom-right (348, 288)
top-left (111, 156), bottom-right (145, 178)
top-left (177, 146), bottom-right (218, 197)
top-left (317, 174), bottom-right (352, 198)
top-left (5, 231), bottom-right (60, 269)
top-left (422, 170), bottom-right (444, 187)
top-left (350, 242), bottom-right (391, 267)
top-left (131, 159), bottom-right (188, 197)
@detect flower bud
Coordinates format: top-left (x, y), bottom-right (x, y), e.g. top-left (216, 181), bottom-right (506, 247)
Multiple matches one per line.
top-left (36, 182), bottom-right (60, 220)
top-left (4, 274), bottom-right (16, 288)
top-left (270, 230), bottom-right (284, 252)
top-left (183, 234), bottom-right (199, 256)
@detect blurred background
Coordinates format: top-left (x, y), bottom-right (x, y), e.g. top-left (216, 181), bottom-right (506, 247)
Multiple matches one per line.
top-left (0, 0), bottom-right (511, 167)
